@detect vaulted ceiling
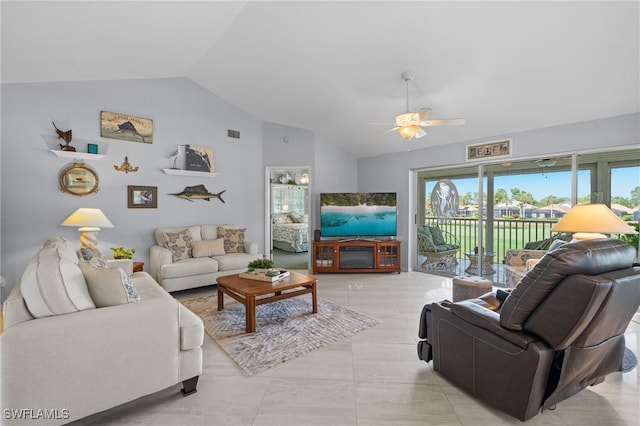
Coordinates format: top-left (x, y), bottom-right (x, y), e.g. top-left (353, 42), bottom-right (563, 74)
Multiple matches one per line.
top-left (2, 1), bottom-right (638, 158)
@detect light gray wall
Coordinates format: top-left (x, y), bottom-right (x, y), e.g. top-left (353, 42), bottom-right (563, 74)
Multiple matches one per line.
top-left (358, 113), bottom-right (640, 270)
top-left (261, 120), bottom-right (358, 236)
top-left (0, 77), bottom-right (359, 299)
top-left (0, 78), bottom-right (266, 296)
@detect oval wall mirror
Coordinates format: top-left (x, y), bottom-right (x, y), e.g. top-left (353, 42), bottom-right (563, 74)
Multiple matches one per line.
top-left (60, 163), bottom-right (99, 196)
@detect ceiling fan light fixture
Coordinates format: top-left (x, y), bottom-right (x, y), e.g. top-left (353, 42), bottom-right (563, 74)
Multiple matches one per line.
top-left (395, 112), bottom-right (417, 126)
top-left (397, 125), bottom-right (420, 139)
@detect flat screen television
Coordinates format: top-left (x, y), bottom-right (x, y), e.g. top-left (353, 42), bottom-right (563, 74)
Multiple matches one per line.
top-left (320, 192), bottom-right (397, 238)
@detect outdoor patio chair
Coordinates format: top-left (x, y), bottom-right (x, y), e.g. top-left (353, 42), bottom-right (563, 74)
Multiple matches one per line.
top-left (417, 225), bottom-right (460, 271)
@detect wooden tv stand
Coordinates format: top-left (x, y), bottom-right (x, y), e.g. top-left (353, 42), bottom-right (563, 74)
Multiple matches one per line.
top-left (312, 240), bottom-right (401, 274)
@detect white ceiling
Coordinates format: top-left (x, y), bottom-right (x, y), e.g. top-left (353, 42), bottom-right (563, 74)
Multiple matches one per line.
top-left (2, 1), bottom-right (639, 158)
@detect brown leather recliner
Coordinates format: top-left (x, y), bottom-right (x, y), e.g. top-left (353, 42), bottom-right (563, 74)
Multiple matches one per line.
top-left (417, 238), bottom-right (640, 422)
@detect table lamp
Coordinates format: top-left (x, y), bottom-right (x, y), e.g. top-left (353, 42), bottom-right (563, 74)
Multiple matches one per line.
top-left (551, 204), bottom-right (636, 241)
top-left (60, 208), bottom-right (114, 248)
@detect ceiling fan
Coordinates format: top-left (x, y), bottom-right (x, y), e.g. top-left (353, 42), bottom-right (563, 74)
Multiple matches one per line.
top-left (374, 71), bottom-right (465, 140)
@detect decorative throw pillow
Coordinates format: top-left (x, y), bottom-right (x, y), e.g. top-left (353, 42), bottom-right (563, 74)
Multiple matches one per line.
top-left (78, 247), bottom-right (109, 268)
top-left (218, 226), bottom-right (246, 253)
top-left (20, 245), bottom-right (96, 318)
top-left (273, 213), bottom-right (291, 224)
top-left (160, 229), bottom-right (193, 261)
top-left (79, 259), bottom-right (141, 307)
top-left (191, 238), bottom-right (226, 258)
top-left (288, 212), bottom-right (303, 223)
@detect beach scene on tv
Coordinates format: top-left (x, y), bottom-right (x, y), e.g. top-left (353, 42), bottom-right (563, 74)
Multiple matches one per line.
top-left (320, 192), bottom-right (397, 237)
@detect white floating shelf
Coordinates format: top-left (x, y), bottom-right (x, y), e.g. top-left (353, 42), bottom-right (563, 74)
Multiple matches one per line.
top-left (49, 149), bottom-right (106, 161)
top-left (162, 168), bottom-right (217, 177)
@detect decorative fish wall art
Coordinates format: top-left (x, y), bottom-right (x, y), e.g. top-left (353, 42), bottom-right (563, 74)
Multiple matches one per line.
top-left (170, 185), bottom-right (226, 203)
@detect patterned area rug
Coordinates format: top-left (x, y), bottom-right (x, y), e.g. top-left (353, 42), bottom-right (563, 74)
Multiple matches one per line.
top-left (180, 295), bottom-right (380, 376)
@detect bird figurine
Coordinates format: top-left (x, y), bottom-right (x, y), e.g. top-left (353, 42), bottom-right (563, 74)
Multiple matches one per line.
top-left (52, 121), bottom-right (75, 151)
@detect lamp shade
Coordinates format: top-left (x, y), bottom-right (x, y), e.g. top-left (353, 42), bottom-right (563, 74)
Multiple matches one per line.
top-left (551, 204), bottom-right (636, 235)
top-left (61, 208), bottom-right (114, 230)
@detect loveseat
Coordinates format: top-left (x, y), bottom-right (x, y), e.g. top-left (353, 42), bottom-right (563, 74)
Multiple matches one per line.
top-left (150, 224), bottom-right (263, 292)
top-left (1, 237), bottom-right (204, 425)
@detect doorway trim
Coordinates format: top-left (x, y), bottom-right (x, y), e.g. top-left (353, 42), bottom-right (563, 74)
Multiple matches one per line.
top-left (264, 166), bottom-right (312, 269)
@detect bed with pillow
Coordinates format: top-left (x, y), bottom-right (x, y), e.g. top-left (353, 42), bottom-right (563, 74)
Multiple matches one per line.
top-left (272, 212), bottom-right (309, 253)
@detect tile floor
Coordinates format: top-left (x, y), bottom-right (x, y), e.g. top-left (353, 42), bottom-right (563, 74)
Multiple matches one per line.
top-left (72, 270), bottom-right (640, 425)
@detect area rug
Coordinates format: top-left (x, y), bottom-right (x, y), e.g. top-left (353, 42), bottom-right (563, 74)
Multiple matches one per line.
top-left (180, 295), bottom-right (380, 376)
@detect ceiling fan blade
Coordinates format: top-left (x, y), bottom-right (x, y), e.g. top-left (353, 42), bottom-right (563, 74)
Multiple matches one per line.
top-left (415, 127), bottom-right (428, 138)
top-left (417, 108), bottom-right (433, 121)
top-left (372, 127), bottom-right (400, 137)
top-left (366, 122), bottom-right (397, 126)
top-left (420, 118), bottom-right (466, 126)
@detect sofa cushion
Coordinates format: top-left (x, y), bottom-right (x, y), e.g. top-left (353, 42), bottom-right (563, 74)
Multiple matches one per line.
top-left (161, 257), bottom-right (219, 279)
top-left (78, 247), bottom-right (107, 265)
top-left (191, 238), bottom-right (225, 258)
top-left (178, 303), bottom-right (204, 351)
top-left (214, 252), bottom-right (261, 270)
top-left (218, 226), bottom-right (246, 253)
top-left (160, 229), bottom-right (193, 261)
top-left (427, 226), bottom-right (446, 245)
top-left (20, 244), bottom-right (95, 318)
top-left (79, 259), bottom-right (141, 307)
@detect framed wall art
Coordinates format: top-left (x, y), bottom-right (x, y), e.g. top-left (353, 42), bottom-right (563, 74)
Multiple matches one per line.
top-left (127, 185), bottom-right (157, 208)
top-left (101, 111), bottom-right (153, 144)
top-left (466, 138), bottom-right (512, 162)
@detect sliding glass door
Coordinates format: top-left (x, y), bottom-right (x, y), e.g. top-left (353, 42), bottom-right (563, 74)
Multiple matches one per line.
top-left (416, 148), bottom-right (638, 286)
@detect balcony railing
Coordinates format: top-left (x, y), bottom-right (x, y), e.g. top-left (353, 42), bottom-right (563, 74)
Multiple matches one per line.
top-left (424, 216), bottom-right (557, 264)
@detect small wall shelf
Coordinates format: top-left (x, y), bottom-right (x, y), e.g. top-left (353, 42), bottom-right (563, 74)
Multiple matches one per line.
top-left (49, 149), bottom-right (106, 161)
top-left (162, 168), bottom-right (217, 178)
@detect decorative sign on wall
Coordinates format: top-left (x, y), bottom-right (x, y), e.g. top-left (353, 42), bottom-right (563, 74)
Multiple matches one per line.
top-left (466, 138), bottom-right (512, 161)
top-left (185, 145), bottom-right (214, 173)
top-left (100, 111), bottom-right (153, 144)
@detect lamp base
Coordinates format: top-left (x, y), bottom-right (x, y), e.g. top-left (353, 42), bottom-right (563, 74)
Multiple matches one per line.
top-left (78, 227), bottom-right (101, 249)
top-left (571, 232), bottom-right (608, 242)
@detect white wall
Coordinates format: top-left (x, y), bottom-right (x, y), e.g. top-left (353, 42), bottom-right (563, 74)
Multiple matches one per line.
top-left (0, 78), bottom-right (265, 296)
top-left (357, 113), bottom-right (640, 271)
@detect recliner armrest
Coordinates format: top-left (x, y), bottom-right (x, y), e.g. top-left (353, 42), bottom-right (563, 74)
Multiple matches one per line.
top-left (450, 301), bottom-right (538, 349)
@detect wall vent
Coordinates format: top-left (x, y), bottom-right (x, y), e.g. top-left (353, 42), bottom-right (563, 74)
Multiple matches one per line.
top-left (227, 129), bottom-right (240, 139)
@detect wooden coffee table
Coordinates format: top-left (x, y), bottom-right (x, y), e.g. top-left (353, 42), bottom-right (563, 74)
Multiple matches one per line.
top-left (216, 271), bottom-right (318, 333)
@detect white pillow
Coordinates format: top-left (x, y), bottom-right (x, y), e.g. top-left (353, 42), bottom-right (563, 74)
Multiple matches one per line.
top-left (79, 259), bottom-right (141, 307)
top-left (21, 245), bottom-right (95, 318)
top-left (191, 238), bottom-right (226, 258)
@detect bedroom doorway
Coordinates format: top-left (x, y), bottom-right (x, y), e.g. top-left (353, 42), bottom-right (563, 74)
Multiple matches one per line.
top-left (265, 167), bottom-right (311, 270)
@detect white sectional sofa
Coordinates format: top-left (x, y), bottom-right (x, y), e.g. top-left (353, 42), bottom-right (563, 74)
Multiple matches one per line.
top-left (150, 224), bottom-right (263, 292)
top-left (1, 237), bottom-right (204, 425)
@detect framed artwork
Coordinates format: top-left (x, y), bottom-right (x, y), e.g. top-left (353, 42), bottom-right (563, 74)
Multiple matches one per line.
top-left (466, 138), bottom-right (512, 161)
top-left (185, 144), bottom-right (214, 172)
top-left (87, 143), bottom-right (98, 154)
top-left (100, 111), bottom-right (153, 144)
top-left (128, 185), bottom-right (157, 208)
